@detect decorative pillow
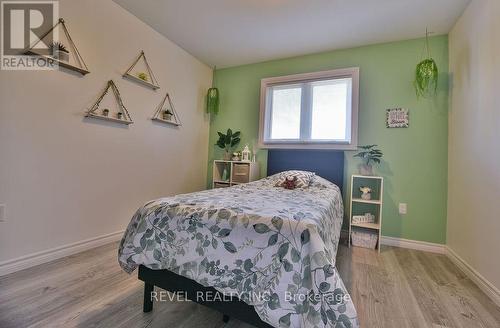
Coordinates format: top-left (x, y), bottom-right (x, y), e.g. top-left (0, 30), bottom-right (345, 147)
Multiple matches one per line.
top-left (274, 170), bottom-right (315, 189)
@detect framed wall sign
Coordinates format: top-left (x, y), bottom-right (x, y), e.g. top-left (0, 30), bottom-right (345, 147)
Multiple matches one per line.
top-left (386, 108), bottom-right (409, 128)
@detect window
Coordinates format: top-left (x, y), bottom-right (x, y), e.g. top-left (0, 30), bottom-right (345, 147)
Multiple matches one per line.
top-left (259, 68), bottom-right (359, 149)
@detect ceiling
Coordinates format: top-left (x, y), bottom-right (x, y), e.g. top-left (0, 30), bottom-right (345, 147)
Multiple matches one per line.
top-left (114, 0), bottom-right (470, 68)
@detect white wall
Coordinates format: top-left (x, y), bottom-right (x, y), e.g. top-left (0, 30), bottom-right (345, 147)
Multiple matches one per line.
top-left (0, 0), bottom-right (211, 264)
top-left (448, 0), bottom-right (500, 290)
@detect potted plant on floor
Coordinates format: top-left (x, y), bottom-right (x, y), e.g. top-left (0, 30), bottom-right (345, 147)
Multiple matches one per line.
top-left (216, 129), bottom-right (240, 160)
top-left (354, 145), bottom-right (383, 175)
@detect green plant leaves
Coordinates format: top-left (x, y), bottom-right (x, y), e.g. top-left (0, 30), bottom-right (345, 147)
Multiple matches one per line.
top-left (414, 58), bottom-right (438, 98)
top-left (215, 129), bottom-right (241, 150)
top-left (354, 145), bottom-right (383, 166)
top-left (206, 87), bottom-right (219, 115)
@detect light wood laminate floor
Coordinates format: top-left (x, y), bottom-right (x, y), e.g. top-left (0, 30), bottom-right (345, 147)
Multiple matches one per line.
top-left (1, 242), bottom-right (499, 328)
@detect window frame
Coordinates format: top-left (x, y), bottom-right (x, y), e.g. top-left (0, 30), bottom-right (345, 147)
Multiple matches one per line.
top-left (259, 67), bottom-right (359, 150)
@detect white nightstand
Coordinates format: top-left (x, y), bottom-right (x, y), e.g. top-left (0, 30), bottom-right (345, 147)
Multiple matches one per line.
top-left (212, 160), bottom-right (260, 188)
top-left (348, 175), bottom-right (384, 252)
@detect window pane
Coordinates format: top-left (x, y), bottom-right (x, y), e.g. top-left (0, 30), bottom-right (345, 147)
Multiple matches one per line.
top-left (311, 79), bottom-right (350, 140)
top-left (270, 86), bottom-right (301, 139)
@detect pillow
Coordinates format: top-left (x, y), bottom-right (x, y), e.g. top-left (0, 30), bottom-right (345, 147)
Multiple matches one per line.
top-left (274, 170), bottom-right (315, 189)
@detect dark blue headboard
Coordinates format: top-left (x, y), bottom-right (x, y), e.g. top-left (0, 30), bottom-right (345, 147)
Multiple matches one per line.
top-left (267, 149), bottom-right (345, 192)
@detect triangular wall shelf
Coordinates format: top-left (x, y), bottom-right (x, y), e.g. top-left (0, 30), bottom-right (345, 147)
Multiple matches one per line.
top-left (85, 80), bottom-right (133, 125)
top-left (123, 51), bottom-right (160, 90)
top-left (152, 93), bottom-right (181, 126)
top-left (25, 18), bottom-right (90, 75)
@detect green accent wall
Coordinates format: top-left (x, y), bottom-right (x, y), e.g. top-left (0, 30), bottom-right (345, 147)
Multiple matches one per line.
top-left (207, 36), bottom-right (448, 244)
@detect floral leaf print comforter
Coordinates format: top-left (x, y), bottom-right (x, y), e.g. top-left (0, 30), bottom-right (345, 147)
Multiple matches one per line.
top-left (118, 175), bottom-right (359, 328)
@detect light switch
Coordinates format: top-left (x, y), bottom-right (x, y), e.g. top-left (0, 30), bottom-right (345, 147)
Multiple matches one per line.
top-left (399, 203), bottom-right (407, 215)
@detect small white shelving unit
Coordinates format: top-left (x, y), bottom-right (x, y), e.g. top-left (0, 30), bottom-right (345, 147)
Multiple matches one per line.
top-left (348, 175), bottom-right (384, 252)
top-left (212, 160), bottom-right (260, 188)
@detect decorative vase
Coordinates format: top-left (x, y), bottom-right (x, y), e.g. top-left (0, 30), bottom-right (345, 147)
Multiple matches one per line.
top-left (117, 112), bottom-right (123, 120)
top-left (361, 192), bottom-right (371, 200)
top-left (223, 151), bottom-right (231, 161)
top-left (162, 112), bottom-right (172, 121)
top-left (102, 109), bottom-right (109, 117)
top-left (358, 164), bottom-right (373, 176)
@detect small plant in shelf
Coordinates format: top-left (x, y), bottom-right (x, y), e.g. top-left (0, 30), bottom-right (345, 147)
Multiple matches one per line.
top-left (102, 108), bottom-right (109, 117)
top-left (354, 145), bottom-right (383, 175)
top-left (49, 41), bottom-right (69, 62)
top-left (216, 128), bottom-right (240, 161)
top-left (137, 72), bottom-right (148, 81)
top-left (117, 112), bottom-right (123, 120)
top-left (359, 186), bottom-right (372, 200)
top-left (162, 109), bottom-right (174, 121)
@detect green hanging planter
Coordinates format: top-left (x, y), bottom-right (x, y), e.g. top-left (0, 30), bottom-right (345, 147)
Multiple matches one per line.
top-left (414, 30), bottom-right (439, 98)
top-left (206, 66), bottom-right (220, 115)
top-left (206, 87), bottom-right (219, 115)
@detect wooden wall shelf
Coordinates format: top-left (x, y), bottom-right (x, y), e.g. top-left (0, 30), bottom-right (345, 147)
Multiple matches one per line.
top-left (85, 80), bottom-right (133, 125)
top-left (152, 117), bottom-right (180, 126)
top-left (123, 73), bottom-right (159, 90)
top-left (85, 112), bottom-right (133, 125)
top-left (123, 51), bottom-right (160, 90)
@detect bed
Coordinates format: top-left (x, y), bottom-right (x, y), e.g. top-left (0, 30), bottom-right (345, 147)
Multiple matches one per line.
top-left (118, 150), bottom-right (359, 328)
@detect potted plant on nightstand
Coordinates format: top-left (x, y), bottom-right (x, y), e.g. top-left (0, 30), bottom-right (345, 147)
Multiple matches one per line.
top-left (354, 145), bottom-right (383, 175)
top-left (216, 129), bottom-right (241, 161)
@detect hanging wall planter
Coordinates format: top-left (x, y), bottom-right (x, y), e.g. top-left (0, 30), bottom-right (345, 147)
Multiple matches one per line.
top-left (206, 67), bottom-right (220, 115)
top-left (414, 29), bottom-right (438, 98)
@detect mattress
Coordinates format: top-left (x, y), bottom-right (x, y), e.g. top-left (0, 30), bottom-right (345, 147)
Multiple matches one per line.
top-left (118, 174), bottom-right (359, 328)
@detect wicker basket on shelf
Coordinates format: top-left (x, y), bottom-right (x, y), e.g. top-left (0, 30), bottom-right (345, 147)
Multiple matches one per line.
top-left (351, 230), bottom-right (378, 249)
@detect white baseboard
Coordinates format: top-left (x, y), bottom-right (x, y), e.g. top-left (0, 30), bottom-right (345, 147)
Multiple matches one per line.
top-left (445, 246), bottom-right (500, 307)
top-left (380, 235), bottom-right (446, 254)
top-left (0, 230), bottom-right (124, 277)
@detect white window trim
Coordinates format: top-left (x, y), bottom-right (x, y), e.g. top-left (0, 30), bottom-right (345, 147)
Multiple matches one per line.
top-left (258, 67), bottom-right (359, 150)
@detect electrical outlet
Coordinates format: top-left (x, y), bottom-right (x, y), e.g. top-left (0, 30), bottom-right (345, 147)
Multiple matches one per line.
top-left (399, 203), bottom-right (407, 215)
top-left (0, 204), bottom-right (5, 222)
